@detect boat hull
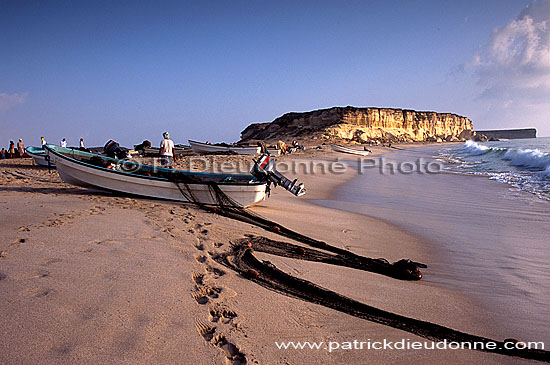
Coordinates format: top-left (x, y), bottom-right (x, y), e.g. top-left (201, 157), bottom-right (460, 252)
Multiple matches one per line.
top-left (189, 140), bottom-right (261, 155)
top-left (26, 147), bottom-right (56, 166)
top-left (331, 144), bottom-right (370, 156)
top-left (47, 146), bottom-right (267, 207)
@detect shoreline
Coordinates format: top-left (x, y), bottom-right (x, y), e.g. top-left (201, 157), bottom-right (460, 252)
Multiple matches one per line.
top-left (0, 153), bottom-right (534, 364)
top-left (321, 144), bottom-right (550, 347)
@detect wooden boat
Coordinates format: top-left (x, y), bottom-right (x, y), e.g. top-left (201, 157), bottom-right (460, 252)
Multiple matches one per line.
top-left (330, 144), bottom-right (371, 156)
top-left (44, 145), bottom-right (267, 207)
top-left (189, 140), bottom-right (261, 155)
top-left (26, 146), bottom-right (55, 166)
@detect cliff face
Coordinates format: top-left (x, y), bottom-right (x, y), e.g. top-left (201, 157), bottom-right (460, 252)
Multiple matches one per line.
top-left (241, 106), bottom-right (474, 143)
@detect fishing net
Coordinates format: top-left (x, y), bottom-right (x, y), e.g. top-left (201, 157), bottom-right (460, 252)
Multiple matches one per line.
top-left (169, 172), bottom-right (549, 362)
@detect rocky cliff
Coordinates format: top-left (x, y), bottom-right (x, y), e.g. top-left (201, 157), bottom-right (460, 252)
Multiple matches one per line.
top-left (241, 106), bottom-right (474, 143)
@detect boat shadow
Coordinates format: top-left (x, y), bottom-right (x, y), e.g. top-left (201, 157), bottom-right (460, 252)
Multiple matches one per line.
top-left (0, 186), bottom-right (119, 197)
top-left (0, 163), bottom-right (53, 170)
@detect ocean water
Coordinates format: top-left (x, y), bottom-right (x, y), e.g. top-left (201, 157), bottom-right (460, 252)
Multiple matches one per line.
top-left (438, 137), bottom-right (550, 200)
top-left (316, 141), bottom-right (550, 345)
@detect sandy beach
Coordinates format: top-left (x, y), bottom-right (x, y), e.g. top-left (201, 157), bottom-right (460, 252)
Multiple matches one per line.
top-left (0, 147), bottom-right (541, 364)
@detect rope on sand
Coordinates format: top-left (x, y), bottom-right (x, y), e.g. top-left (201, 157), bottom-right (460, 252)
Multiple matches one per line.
top-left (173, 179), bottom-right (550, 362)
top-left (215, 242), bottom-right (550, 363)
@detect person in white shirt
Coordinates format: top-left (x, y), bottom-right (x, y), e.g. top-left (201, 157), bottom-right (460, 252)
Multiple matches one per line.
top-left (79, 138), bottom-right (85, 148)
top-left (61, 138), bottom-right (67, 148)
top-left (41, 137), bottom-right (47, 147)
top-left (160, 132), bottom-right (176, 168)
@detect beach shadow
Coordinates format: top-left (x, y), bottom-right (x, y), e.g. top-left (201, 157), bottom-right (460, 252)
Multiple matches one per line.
top-left (0, 163), bottom-right (53, 170)
top-left (0, 186), bottom-right (112, 197)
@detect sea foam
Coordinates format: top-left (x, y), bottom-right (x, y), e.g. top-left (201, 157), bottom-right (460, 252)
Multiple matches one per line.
top-left (459, 140), bottom-right (491, 155)
top-left (503, 148), bottom-right (550, 170)
top-left (460, 141), bottom-right (550, 171)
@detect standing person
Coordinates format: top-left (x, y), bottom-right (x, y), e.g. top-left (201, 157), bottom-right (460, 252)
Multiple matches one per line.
top-left (9, 141), bottom-right (15, 158)
top-left (159, 132), bottom-right (176, 168)
top-left (1, 148), bottom-right (6, 159)
top-left (79, 138), bottom-right (85, 148)
top-left (17, 139), bottom-right (25, 157)
top-left (41, 137), bottom-right (47, 147)
top-left (60, 138), bottom-right (67, 148)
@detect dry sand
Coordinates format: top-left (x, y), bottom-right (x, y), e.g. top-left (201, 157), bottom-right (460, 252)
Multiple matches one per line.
top-left (0, 151), bottom-right (528, 364)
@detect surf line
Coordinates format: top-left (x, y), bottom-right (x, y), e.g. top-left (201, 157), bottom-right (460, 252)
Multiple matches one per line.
top-left (215, 240), bottom-right (549, 362)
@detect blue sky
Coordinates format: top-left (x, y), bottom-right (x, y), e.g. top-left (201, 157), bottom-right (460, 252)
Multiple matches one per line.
top-left (1, 0), bottom-right (548, 147)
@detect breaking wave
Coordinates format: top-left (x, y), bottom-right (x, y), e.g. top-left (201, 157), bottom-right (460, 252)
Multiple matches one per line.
top-left (458, 141), bottom-right (550, 173)
top-left (503, 148), bottom-right (550, 171)
top-left (440, 139), bottom-right (550, 199)
top-left (459, 140), bottom-right (493, 155)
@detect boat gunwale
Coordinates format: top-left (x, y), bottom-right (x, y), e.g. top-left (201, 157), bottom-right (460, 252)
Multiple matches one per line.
top-left (188, 139), bottom-right (261, 150)
top-left (330, 144), bottom-right (370, 155)
top-left (26, 146), bottom-right (47, 157)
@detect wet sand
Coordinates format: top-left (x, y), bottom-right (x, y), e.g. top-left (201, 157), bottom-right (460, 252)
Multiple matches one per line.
top-left (0, 150), bottom-right (533, 364)
top-left (322, 145), bottom-right (550, 346)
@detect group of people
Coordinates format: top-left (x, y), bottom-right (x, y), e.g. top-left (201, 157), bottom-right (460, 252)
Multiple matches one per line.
top-left (58, 138), bottom-right (86, 149)
top-left (1, 132), bottom-right (195, 171)
top-left (0, 137), bottom-right (88, 159)
top-left (276, 140), bottom-right (305, 155)
top-left (1, 139), bottom-right (25, 159)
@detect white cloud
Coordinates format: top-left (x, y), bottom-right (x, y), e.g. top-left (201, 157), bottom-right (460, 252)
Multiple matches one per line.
top-left (473, 0), bottom-right (550, 105)
top-left (0, 92), bottom-right (28, 112)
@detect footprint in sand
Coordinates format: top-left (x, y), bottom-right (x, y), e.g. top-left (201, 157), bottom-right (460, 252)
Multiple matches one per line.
top-left (23, 287), bottom-right (53, 297)
top-left (194, 320), bottom-right (247, 365)
top-left (42, 258), bottom-right (62, 265)
top-left (195, 255), bottom-right (208, 263)
top-left (205, 264), bottom-right (226, 278)
top-left (28, 270), bottom-right (49, 279)
top-left (195, 319), bottom-right (216, 341)
top-left (208, 304), bottom-right (237, 324)
top-left (192, 272), bottom-right (205, 285)
top-left (87, 207), bottom-right (104, 215)
top-left (192, 284), bottom-right (222, 304)
top-left (12, 238), bottom-right (26, 245)
top-left (211, 334), bottom-right (247, 365)
top-left (194, 240), bottom-right (205, 251)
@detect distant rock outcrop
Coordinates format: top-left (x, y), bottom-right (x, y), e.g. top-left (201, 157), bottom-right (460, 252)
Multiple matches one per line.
top-left (476, 128), bottom-right (537, 140)
top-left (241, 106), bottom-right (474, 143)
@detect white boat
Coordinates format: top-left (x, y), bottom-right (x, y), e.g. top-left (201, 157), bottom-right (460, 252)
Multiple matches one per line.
top-left (26, 146), bottom-right (56, 166)
top-left (330, 144), bottom-right (371, 156)
top-left (189, 140), bottom-right (261, 155)
top-left (44, 145), bottom-right (267, 207)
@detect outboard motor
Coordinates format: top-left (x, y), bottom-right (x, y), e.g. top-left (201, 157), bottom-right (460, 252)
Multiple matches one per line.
top-left (251, 154), bottom-right (306, 197)
top-left (104, 140), bottom-right (128, 159)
